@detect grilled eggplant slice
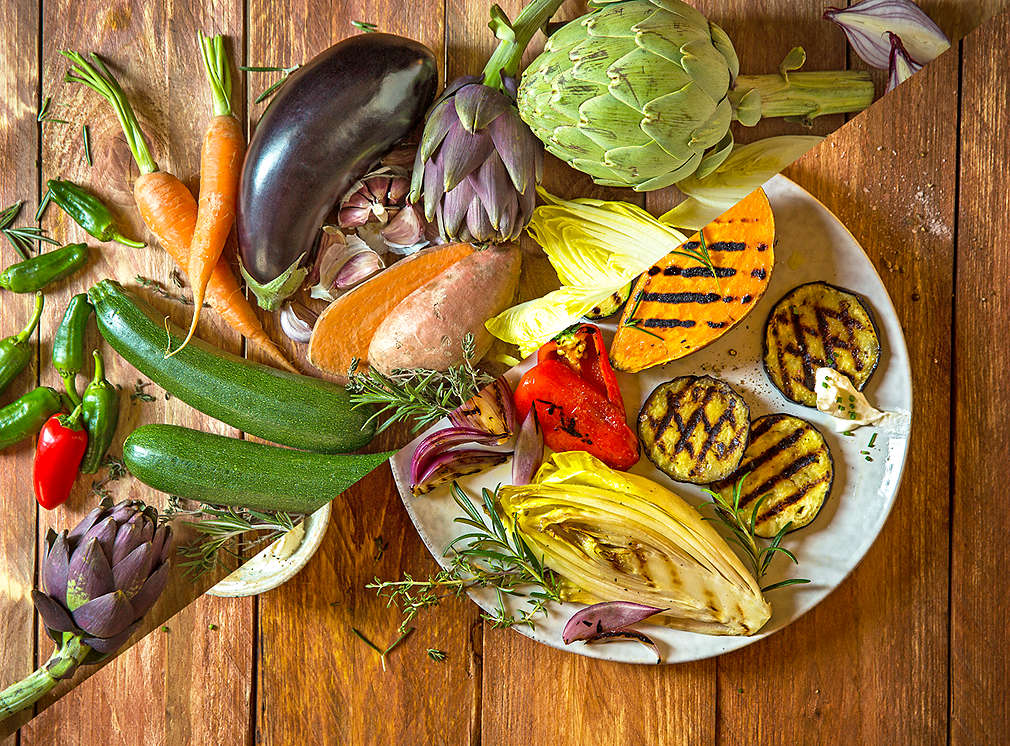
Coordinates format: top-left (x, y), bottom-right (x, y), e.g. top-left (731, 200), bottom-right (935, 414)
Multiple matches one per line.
top-left (586, 282), bottom-right (632, 320)
top-left (711, 413), bottom-right (833, 538)
top-left (763, 282), bottom-right (880, 407)
top-left (638, 375), bottom-right (750, 484)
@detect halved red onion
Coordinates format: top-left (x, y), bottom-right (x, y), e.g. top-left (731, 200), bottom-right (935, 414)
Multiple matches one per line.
top-left (511, 409), bottom-right (542, 486)
top-left (411, 449), bottom-right (509, 496)
top-left (584, 629), bottom-right (661, 664)
top-left (823, 0), bottom-right (949, 70)
top-left (562, 601), bottom-right (665, 644)
top-left (449, 376), bottom-right (516, 445)
top-left (410, 426), bottom-right (503, 488)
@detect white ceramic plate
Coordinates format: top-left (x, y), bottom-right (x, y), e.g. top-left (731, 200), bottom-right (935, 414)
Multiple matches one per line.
top-left (389, 174), bottom-right (912, 664)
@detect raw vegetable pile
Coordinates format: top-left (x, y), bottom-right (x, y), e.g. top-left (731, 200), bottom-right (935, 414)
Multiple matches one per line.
top-left (0, 0), bottom-right (944, 710)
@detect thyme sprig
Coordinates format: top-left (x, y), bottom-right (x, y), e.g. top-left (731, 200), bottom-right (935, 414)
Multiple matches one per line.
top-left (346, 333), bottom-right (492, 434)
top-left (162, 501), bottom-right (300, 578)
top-left (701, 474), bottom-right (811, 593)
top-left (89, 455), bottom-right (127, 499)
top-left (368, 483), bottom-right (561, 633)
top-left (240, 63), bottom-right (301, 104)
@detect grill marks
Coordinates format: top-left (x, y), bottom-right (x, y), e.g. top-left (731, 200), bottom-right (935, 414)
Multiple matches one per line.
top-left (639, 376), bottom-right (750, 484)
top-left (763, 282), bottom-right (882, 407)
top-left (712, 413), bottom-right (834, 538)
top-left (610, 188), bottom-right (775, 373)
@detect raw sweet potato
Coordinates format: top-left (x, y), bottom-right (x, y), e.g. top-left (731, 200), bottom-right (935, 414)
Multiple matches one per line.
top-left (368, 245), bottom-right (522, 373)
top-left (308, 242), bottom-right (474, 379)
top-left (610, 188), bottom-right (775, 373)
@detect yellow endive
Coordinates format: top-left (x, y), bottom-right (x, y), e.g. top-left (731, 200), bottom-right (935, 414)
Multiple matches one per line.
top-left (484, 188), bottom-right (687, 357)
top-left (498, 451), bottom-right (772, 636)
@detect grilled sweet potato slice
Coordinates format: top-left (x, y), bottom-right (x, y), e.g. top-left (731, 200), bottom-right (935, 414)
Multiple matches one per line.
top-left (611, 188), bottom-right (775, 373)
top-left (711, 413), bottom-right (834, 538)
top-left (638, 375), bottom-right (750, 484)
top-left (763, 281), bottom-right (880, 407)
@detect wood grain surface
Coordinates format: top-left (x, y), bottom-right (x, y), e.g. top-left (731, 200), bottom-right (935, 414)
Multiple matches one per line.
top-left (1, 1), bottom-right (1008, 744)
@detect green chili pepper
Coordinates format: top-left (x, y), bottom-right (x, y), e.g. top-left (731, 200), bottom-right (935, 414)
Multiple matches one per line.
top-left (0, 386), bottom-right (62, 451)
top-left (46, 179), bottom-right (145, 248)
top-left (0, 243), bottom-right (89, 293)
top-left (52, 293), bottom-right (94, 405)
top-left (0, 292), bottom-right (43, 395)
top-left (80, 349), bottom-right (120, 473)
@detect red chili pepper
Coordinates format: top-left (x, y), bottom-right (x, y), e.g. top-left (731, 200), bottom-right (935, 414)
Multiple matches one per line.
top-left (515, 324), bottom-right (638, 470)
top-left (33, 405), bottom-right (88, 510)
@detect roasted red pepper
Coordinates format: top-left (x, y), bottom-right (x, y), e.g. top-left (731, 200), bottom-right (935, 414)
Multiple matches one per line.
top-left (33, 405), bottom-right (89, 510)
top-left (514, 324), bottom-right (638, 470)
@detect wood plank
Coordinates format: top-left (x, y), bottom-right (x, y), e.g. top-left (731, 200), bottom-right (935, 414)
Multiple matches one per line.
top-left (716, 41), bottom-right (959, 746)
top-left (952, 11), bottom-right (1010, 743)
top-left (0, 0), bottom-right (252, 738)
top-left (0, 0), bottom-right (40, 739)
top-left (20, 593), bottom-right (254, 746)
top-left (244, 5), bottom-right (480, 744)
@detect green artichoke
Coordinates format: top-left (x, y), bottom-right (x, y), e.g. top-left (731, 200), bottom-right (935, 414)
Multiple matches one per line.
top-left (0, 499), bottom-right (171, 720)
top-left (518, 0), bottom-right (875, 191)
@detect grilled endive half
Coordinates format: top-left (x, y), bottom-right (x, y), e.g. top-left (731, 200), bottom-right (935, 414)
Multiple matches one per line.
top-left (498, 452), bottom-right (771, 636)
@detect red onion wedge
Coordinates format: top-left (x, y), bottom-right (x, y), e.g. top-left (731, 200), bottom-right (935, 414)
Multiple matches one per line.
top-left (584, 630), bottom-right (662, 664)
top-left (411, 449), bottom-right (509, 495)
top-left (511, 409), bottom-right (543, 486)
top-left (887, 32), bottom-right (922, 92)
top-left (562, 601), bottom-right (665, 644)
top-left (824, 0), bottom-right (949, 70)
top-left (563, 601), bottom-right (666, 664)
top-left (411, 426), bottom-right (504, 488)
top-left (449, 376), bottom-right (516, 445)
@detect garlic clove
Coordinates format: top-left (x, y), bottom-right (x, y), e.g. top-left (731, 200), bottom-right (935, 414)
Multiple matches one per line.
top-left (279, 302), bottom-right (317, 343)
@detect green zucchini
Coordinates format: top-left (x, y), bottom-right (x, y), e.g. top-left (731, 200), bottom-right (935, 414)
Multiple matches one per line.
top-left (586, 282), bottom-right (633, 320)
top-left (124, 424), bottom-right (393, 513)
top-left (89, 280), bottom-right (373, 453)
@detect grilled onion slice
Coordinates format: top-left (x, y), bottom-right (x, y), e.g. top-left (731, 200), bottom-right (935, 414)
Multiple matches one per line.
top-left (762, 282), bottom-right (881, 407)
top-left (638, 375), bottom-right (750, 484)
top-left (711, 413), bottom-right (834, 538)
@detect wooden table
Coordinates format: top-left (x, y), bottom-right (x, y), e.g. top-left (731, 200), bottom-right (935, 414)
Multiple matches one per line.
top-left (2, 0), bottom-right (1008, 743)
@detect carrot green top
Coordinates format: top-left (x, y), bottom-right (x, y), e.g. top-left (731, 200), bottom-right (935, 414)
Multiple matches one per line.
top-left (199, 31), bottom-right (233, 118)
top-left (61, 50), bottom-right (159, 175)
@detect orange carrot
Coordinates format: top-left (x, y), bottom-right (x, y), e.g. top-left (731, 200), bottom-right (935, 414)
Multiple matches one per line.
top-left (171, 32), bottom-right (245, 356)
top-left (62, 49), bottom-right (295, 372)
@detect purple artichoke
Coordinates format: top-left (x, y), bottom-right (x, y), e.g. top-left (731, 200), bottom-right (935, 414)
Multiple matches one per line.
top-left (0, 499), bottom-right (171, 720)
top-left (409, 76), bottom-right (543, 245)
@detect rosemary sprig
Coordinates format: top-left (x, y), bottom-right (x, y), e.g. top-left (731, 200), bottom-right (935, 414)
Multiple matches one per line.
top-left (240, 64), bottom-right (301, 104)
top-left (621, 290), bottom-right (665, 341)
top-left (164, 502), bottom-right (300, 578)
top-left (368, 483), bottom-right (561, 633)
top-left (35, 188), bottom-right (52, 222)
top-left (38, 96), bottom-right (70, 125)
top-left (0, 201), bottom-right (59, 260)
top-left (346, 333), bottom-right (492, 434)
top-left (351, 626), bottom-right (413, 671)
top-left (674, 230), bottom-right (720, 289)
top-left (701, 474), bottom-right (810, 593)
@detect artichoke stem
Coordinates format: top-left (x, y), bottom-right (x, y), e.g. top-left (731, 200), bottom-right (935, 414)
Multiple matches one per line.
top-left (0, 635), bottom-right (91, 720)
top-left (482, 0), bottom-right (567, 90)
top-left (730, 71), bottom-right (874, 122)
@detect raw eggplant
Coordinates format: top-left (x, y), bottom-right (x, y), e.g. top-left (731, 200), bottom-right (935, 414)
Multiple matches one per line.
top-left (638, 375), bottom-right (750, 484)
top-left (710, 413), bottom-right (833, 538)
top-left (237, 33), bottom-right (438, 310)
top-left (763, 281), bottom-right (880, 407)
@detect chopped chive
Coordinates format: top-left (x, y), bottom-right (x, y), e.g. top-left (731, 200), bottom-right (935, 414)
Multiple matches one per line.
top-left (864, 455), bottom-right (873, 462)
top-left (352, 20), bottom-right (378, 32)
top-left (868, 432), bottom-right (878, 448)
top-left (82, 124), bottom-right (92, 166)
top-left (842, 430), bottom-right (855, 436)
